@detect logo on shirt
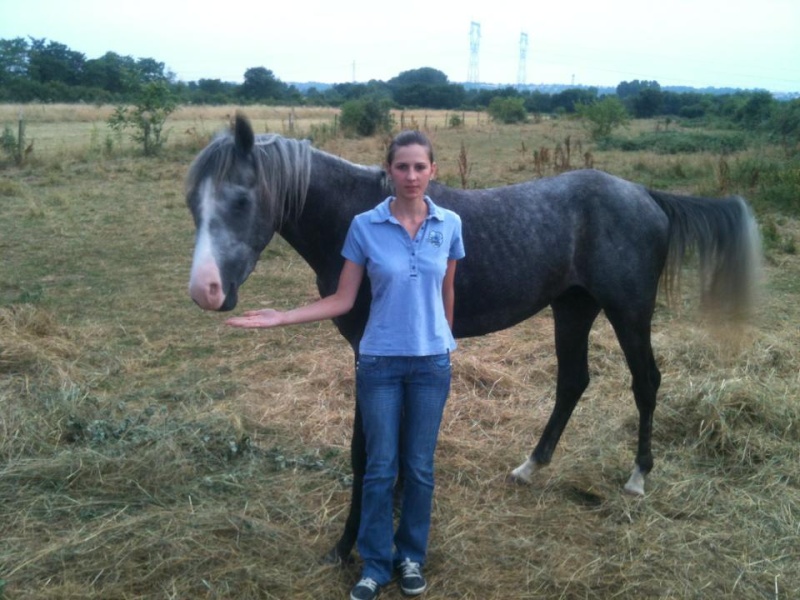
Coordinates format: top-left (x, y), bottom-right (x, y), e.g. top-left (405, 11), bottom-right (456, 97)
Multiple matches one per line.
top-left (428, 231), bottom-right (444, 247)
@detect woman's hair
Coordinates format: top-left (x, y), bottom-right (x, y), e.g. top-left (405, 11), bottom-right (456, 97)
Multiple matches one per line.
top-left (386, 130), bottom-right (435, 165)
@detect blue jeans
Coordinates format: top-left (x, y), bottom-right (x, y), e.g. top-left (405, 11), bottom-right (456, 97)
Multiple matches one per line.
top-left (355, 353), bottom-right (451, 585)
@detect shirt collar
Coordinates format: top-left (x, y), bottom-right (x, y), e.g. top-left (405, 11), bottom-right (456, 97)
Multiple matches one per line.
top-left (371, 195), bottom-right (445, 223)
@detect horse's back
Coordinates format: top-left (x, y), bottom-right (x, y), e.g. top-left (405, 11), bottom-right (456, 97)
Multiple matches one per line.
top-left (438, 170), bottom-right (669, 336)
top-left (437, 169), bottom-right (666, 242)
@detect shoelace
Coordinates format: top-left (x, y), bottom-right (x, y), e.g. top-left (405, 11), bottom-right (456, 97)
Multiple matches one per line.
top-left (357, 578), bottom-right (379, 592)
top-left (400, 559), bottom-right (422, 578)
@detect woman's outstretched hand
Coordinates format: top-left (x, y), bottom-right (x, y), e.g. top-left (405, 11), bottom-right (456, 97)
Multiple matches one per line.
top-left (226, 308), bottom-right (285, 329)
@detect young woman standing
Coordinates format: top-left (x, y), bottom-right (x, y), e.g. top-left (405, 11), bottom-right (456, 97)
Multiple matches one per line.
top-left (226, 130), bottom-right (465, 599)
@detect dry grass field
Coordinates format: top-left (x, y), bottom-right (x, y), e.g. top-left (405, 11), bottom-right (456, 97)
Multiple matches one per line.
top-left (1, 104), bottom-right (798, 599)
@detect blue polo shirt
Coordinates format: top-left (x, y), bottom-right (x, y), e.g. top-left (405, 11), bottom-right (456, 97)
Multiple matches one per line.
top-left (342, 196), bottom-right (465, 356)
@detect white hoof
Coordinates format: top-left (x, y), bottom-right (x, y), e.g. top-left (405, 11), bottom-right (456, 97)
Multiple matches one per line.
top-left (508, 457), bottom-right (538, 484)
top-left (623, 466), bottom-right (646, 496)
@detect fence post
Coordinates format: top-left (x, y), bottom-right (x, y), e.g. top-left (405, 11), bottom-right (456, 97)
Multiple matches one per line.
top-left (17, 108), bottom-right (26, 164)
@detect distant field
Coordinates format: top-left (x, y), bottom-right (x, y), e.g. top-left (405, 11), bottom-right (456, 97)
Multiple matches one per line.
top-left (0, 104), bottom-right (482, 161)
top-left (1, 104), bottom-right (798, 599)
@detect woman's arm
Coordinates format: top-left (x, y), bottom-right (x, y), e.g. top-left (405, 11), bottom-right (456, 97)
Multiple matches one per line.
top-left (226, 259), bottom-right (365, 329)
top-left (442, 258), bottom-right (457, 330)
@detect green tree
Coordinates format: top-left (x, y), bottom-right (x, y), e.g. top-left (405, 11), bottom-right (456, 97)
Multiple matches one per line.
top-left (735, 91), bottom-right (775, 129)
top-left (0, 37), bottom-right (29, 83)
top-left (327, 82), bottom-right (370, 103)
top-left (661, 91), bottom-right (709, 118)
top-left (135, 57), bottom-right (170, 83)
top-left (392, 82), bottom-right (465, 109)
top-left (550, 87), bottom-right (599, 113)
top-left (576, 97), bottom-right (629, 140)
top-left (82, 52), bottom-right (139, 95)
top-left (616, 79), bottom-right (661, 100)
top-left (27, 38), bottom-right (85, 86)
top-left (388, 68), bottom-right (464, 109)
top-left (389, 67), bottom-right (449, 86)
top-left (522, 90), bottom-right (553, 114)
top-left (108, 82), bottom-right (177, 155)
top-left (191, 78), bottom-right (236, 104)
top-left (239, 67), bottom-right (288, 102)
top-left (631, 87), bottom-right (664, 118)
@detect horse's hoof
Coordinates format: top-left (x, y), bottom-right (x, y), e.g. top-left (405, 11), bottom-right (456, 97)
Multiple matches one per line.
top-left (623, 467), bottom-right (646, 496)
top-left (508, 457), bottom-right (537, 484)
top-left (623, 482), bottom-right (645, 496)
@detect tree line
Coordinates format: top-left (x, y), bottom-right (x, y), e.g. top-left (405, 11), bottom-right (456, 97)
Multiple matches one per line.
top-left (1, 36), bottom-right (798, 130)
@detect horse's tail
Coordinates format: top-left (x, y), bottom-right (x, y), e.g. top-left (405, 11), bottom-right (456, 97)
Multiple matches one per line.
top-left (648, 189), bottom-right (762, 321)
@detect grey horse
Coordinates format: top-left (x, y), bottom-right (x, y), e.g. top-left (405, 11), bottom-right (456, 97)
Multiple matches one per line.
top-left (186, 113), bottom-right (761, 563)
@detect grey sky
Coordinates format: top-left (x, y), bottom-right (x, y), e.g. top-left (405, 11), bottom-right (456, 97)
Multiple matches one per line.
top-left (2, 0), bottom-right (798, 92)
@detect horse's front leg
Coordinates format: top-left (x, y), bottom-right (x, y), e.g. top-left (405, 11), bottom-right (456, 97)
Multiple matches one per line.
top-left (508, 342), bottom-right (589, 485)
top-left (509, 293), bottom-right (596, 486)
top-left (324, 402), bottom-right (365, 564)
top-left (508, 381), bottom-right (585, 484)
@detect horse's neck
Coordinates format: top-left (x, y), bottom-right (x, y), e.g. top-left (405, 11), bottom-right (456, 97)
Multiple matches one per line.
top-left (278, 151), bottom-right (382, 286)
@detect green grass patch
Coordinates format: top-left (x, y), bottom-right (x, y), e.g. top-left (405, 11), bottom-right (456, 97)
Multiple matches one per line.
top-left (602, 130), bottom-right (749, 154)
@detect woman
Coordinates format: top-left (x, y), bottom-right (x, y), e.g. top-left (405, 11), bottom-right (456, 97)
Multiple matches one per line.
top-left (227, 130), bottom-right (465, 600)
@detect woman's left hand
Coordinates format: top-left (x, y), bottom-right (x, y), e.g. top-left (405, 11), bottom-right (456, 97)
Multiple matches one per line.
top-left (225, 308), bottom-right (284, 328)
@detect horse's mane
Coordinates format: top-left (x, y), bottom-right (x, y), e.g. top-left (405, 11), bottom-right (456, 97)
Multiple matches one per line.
top-left (186, 132), bottom-right (313, 229)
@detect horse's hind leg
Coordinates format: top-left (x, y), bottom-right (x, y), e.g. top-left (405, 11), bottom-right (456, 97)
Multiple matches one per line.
top-left (510, 289), bottom-right (600, 484)
top-left (605, 306), bottom-right (661, 496)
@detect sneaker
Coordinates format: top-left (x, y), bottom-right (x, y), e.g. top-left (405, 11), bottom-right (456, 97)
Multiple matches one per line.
top-left (350, 577), bottom-right (380, 600)
top-left (397, 558), bottom-right (426, 596)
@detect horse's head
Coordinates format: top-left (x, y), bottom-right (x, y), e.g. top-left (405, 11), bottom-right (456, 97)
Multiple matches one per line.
top-left (186, 113), bottom-right (275, 311)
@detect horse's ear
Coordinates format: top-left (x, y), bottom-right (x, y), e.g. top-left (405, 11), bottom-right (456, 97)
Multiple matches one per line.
top-left (233, 111), bottom-right (255, 154)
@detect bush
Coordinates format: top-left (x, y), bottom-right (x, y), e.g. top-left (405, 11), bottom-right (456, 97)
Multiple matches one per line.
top-left (752, 158), bottom-right (800, 215)
top-left (769, 99), bottom-right (800, 155)
top-left (448, 113), bottom-right (464, 128)
top-left (107, 82), bottom-right (177, 155)
top-left (339, 95), bottom-right (393, 137)
top-left (576, 97), bottom-right (629, 140)
top-left (487, 97), bottom-right (527, 124)
top-left (1, 125), bottom-right (20, 163)
top-left (1, 120), bottom-right (28, 165)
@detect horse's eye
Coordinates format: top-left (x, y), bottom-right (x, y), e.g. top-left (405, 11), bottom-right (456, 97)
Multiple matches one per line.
top-left (232, 195), bottom-right (249, 214)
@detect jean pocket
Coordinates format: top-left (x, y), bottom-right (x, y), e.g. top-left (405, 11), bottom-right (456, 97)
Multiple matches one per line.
top-left (356, 354), bottom-right (384, 373)
top-left (425, 353), bottom-right (452, 372)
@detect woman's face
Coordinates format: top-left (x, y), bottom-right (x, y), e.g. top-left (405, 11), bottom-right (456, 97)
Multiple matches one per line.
top-left (387, 143), bottom-right (437, 203)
